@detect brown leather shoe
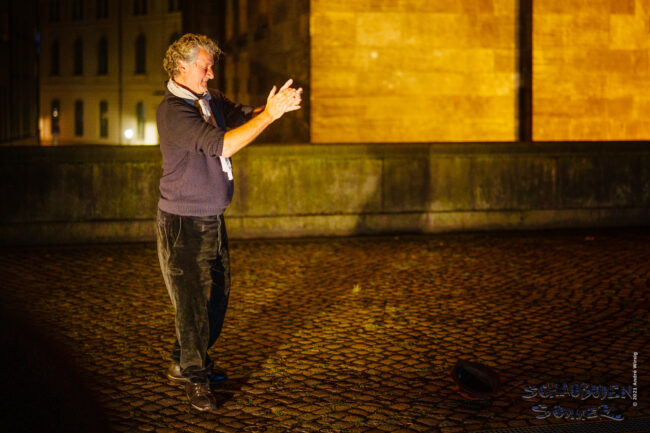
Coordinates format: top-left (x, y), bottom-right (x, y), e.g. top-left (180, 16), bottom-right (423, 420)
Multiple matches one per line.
top-left (185, 381), bottom-right (217, 412)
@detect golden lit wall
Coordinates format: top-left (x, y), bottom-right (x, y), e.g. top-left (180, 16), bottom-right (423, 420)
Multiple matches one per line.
top-left (310, 0), bottom-right (517, 143)
top-left (534, 0), bottom-right (650, 140)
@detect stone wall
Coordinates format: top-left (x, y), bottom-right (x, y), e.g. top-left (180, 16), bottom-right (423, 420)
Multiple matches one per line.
top-left (310, 0), bottom-right (650, 142)
top-left (534, 0), bottom-right (650, 140)
top-left (1, 143), bottom-right (648, 245)
top-left (310, 0), bottom-right (518, 143)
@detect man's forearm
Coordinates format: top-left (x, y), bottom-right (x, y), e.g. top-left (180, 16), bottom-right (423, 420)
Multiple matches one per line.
top-left (222, 80), bottom-right (301, 157)
top-left (221, 110), bottom-right (274, 157)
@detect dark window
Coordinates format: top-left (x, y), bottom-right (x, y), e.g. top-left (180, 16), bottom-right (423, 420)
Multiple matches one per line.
top-left (74, 37), bottom-right (83, 75)
top-left (49, 0), bottom-right (60, 22)
top-left (169, 32), bottom-right (181, 46)
top-left (136, 102), bottom-right (145, 139)
top-left (99, 100), bottom-right (108, 138)
top-left (51, 100), bottom-right (60, 135)
top-left (98, 36), bottom-right (108, 75)
top-left (0, 89), bottom-right (6, 142)
top-left (72, 0), bottom-right (84, 20)
top-left (0, 89), bottom-right (7, 142)
top-left (135, 34), bottom-right (146, 74)
top-left (133, 0), bottom-right (147, 15)
top-left (96, 0), bottom-right (108, 19)
top-left (168, 0), bottom-right (179, 12)
top-left (74, 100), bottom-right (83, 137)
top-left (50, 40), bottom-right (59, 75)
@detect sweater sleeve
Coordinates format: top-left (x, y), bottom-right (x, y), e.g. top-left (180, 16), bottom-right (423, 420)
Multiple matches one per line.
top-left (157, 97), bottom-right (225, 157)
top-left (217, 91), bottom-right (255, 129)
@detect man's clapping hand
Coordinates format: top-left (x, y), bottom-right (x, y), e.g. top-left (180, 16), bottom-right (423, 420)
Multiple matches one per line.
top-left (222, 79), bottom-right (302, 157)
top-left (264, 79), bottom-right (302, 120)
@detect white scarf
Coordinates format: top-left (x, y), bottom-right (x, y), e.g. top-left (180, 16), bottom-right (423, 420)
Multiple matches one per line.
top-left (167, 79), bottom-right (233, 180)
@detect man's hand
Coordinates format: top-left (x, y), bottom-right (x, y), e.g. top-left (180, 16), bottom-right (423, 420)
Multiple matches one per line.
top-left (264, 79), bottom-right (302, 120)
top-left (222, 79), bottom-right (303, 157)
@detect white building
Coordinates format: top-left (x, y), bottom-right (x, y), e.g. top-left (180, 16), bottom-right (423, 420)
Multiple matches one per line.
top-left (39, 0), bottom-right (181, 145)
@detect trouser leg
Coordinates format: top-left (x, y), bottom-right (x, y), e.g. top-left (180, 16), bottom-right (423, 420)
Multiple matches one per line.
top-left (168, 214), bottom-right (230, 371)
top-left (157, 210), bottom-right (227, 382)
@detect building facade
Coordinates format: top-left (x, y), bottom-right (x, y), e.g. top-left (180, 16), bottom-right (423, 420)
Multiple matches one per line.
top-left (2, 0), bottom-right (650, 245)
top-left (221, 0), bottom-right (310, 143)
top-left (39, 0), bottom-right (181, 145)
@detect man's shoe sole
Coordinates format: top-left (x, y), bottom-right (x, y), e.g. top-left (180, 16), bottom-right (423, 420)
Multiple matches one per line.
top-left (167, 372), bottom-right (187, 384)
top-left (189, 402), bottom-right (218, 412)
top-left (167, 372), bottom-right (227, 386)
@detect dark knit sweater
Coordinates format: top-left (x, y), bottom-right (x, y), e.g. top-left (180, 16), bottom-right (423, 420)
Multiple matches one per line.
top-left (156, 86), bottom-right (253, 216)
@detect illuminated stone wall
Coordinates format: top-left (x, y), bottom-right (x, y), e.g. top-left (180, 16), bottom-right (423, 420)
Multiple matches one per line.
top-left (310, 0), bottom-right (518, 143)
top-left (534, 0), bottom-right (650, 140)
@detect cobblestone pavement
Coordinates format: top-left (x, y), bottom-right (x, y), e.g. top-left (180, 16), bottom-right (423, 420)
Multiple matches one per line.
top-left (1, 229), bottom-right (649, 433)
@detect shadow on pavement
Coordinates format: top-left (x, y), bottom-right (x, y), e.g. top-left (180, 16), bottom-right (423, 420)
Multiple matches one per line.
top-left (0, 304), bottom-right (111, 433)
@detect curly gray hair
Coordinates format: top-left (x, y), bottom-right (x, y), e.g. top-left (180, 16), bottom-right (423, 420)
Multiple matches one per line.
top-left (162, 33), bottom-right (223, 78)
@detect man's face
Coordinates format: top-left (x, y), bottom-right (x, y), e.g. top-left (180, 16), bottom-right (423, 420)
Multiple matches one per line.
top-left (180, 49), bottom-right (214, 94)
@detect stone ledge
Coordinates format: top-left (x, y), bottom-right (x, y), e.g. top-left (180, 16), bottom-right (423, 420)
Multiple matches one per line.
top-left (2, 142), bottom-right (648, 245)
top-left (1, 140), bottom-right (649, 163)
top-left (2, 208), bottom-right (647, 245)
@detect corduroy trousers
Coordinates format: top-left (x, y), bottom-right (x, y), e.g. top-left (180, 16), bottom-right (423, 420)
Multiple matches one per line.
top-left (156, 209), bottom-right (230, 383)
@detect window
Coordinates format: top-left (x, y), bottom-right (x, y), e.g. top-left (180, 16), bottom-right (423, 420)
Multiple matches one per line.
top-left (74, 100), bottom-right (84, 137)
top-left (168, 0), bottom-right (180, 12)
top-left (96, 0), bottom-right (108, 19)
top-left (50, 40), bottom-right (59, 76)
top-left (72, 0), bottom-right (84, 20)
top-left (99, 101), bottom-right (108, 138)
top-left (135, 34), bottom-right (146, 74)
top-left (136, 102), bottom-right (145, 140)
top-left (74, 37), bottom-right (83, 75)
top-left (133, 0), bottom-right (147, 15)
top-left (98, 36), bottom-right (108, 75)
top-left (51, 100), bottom-right (60, 136)
top-left (49, 0), bottom-right (60, 22)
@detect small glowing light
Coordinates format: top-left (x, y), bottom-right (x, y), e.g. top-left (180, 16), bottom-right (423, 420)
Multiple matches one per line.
top-left (52, 109), bottom-right (58, 118)
top-left (124, 128), bottom-right (134, 139)
top-left (370, 51), bottom-right (378, 59)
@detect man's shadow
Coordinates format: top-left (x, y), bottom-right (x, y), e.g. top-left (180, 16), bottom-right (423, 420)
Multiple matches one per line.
top-left (213, 236), bottom-right (361, 399)
top-left (213, 144), bottom-right (434, 401)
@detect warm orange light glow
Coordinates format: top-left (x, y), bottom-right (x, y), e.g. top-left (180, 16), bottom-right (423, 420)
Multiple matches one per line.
top-left (311, 0), bottom-right (518, 143)
top-left (533, 0), bottom-right (650, 140)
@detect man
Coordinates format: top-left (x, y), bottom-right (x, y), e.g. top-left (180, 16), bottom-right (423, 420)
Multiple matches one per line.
top-left (156, 33), bottom-right (301, 412)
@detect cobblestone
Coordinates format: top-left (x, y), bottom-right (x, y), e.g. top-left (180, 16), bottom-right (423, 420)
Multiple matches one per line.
top-left (1, 229), bottom-right (649, 432)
